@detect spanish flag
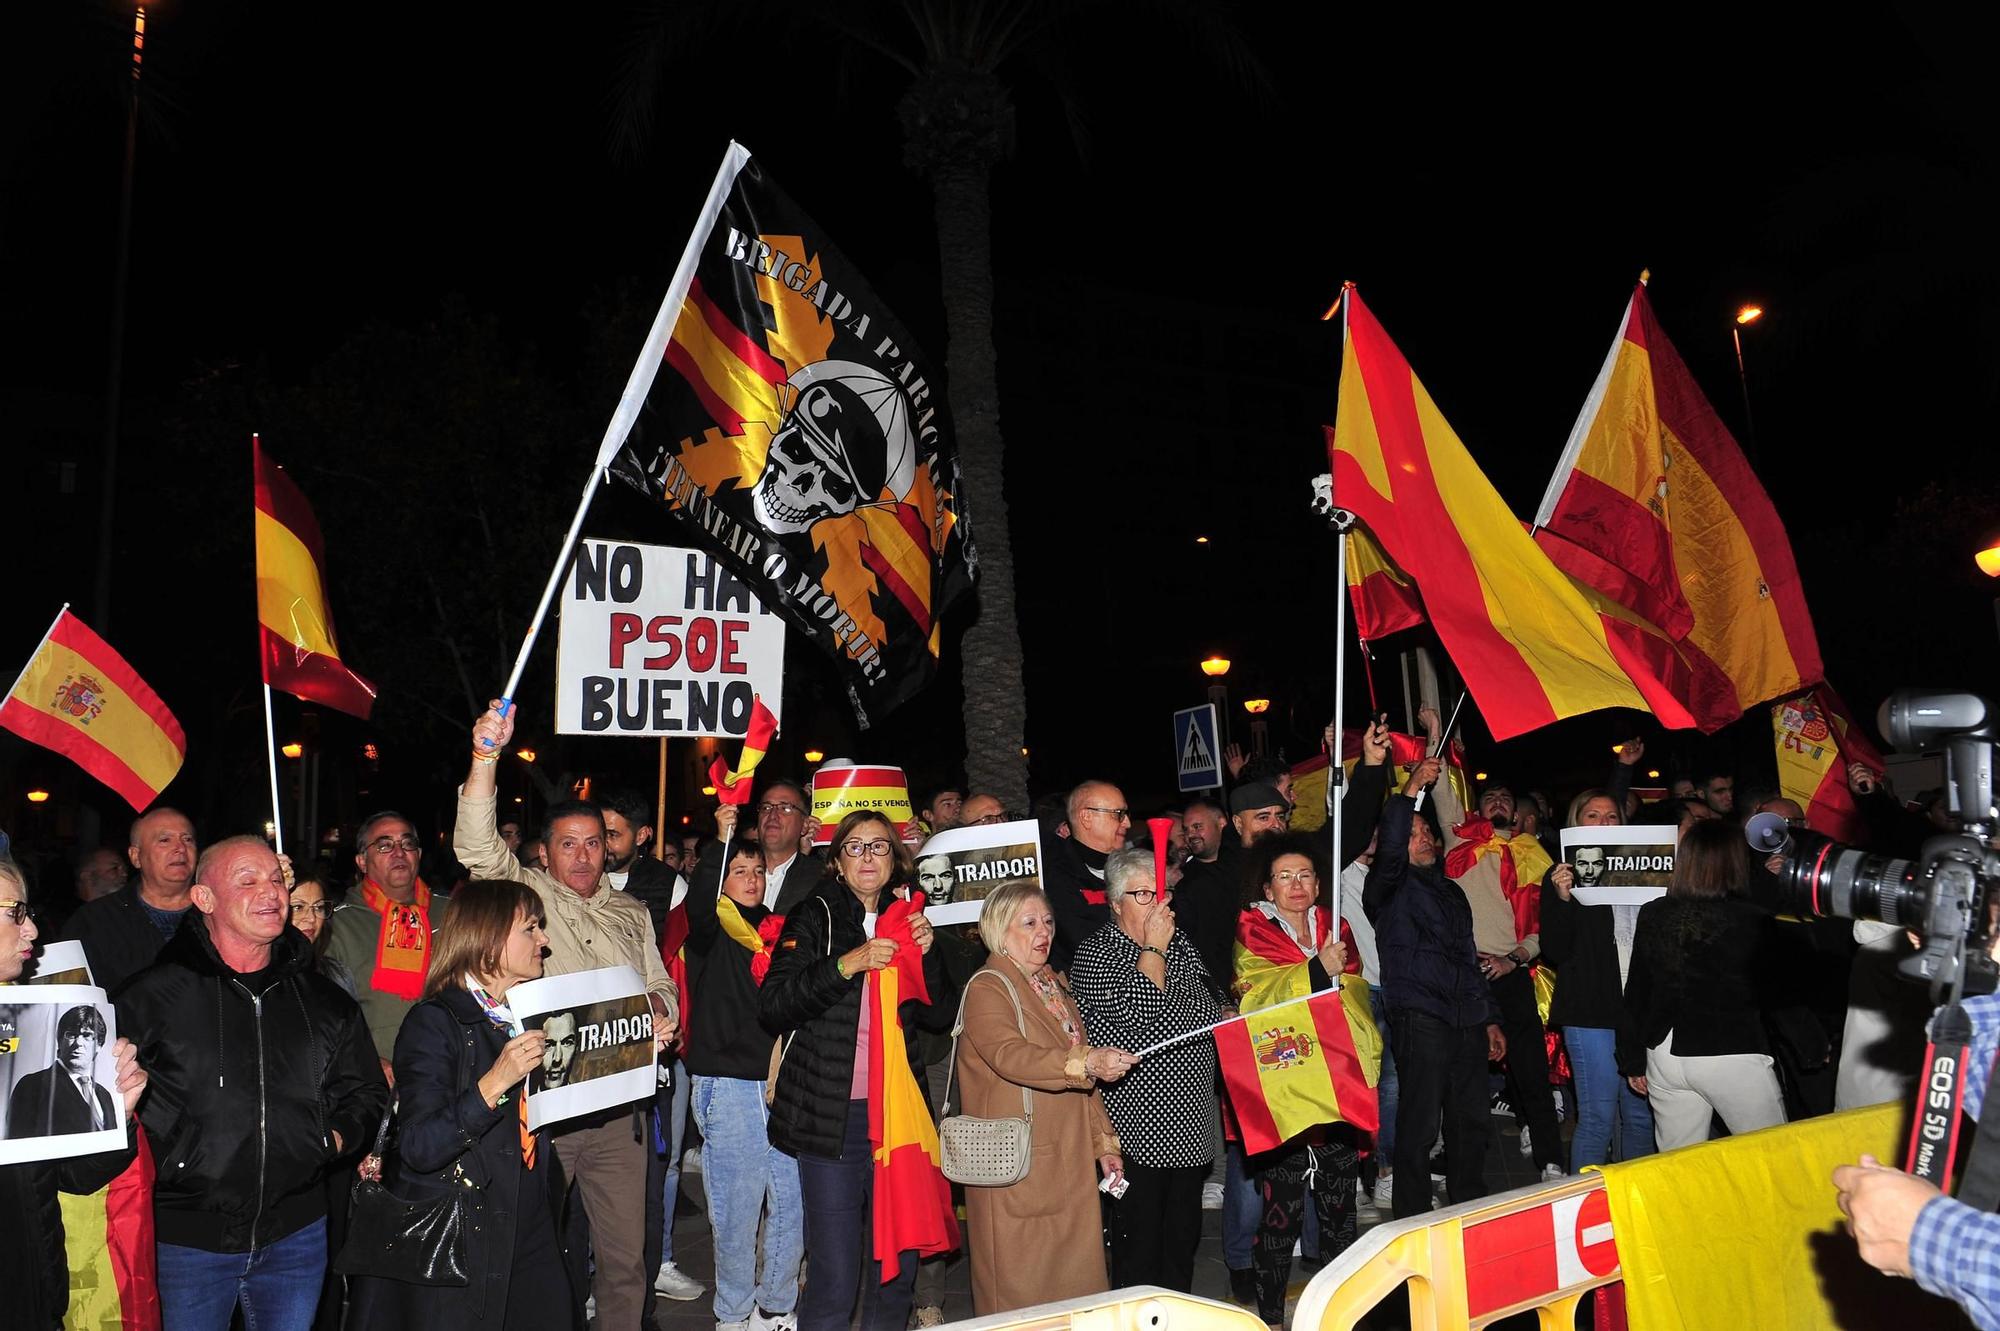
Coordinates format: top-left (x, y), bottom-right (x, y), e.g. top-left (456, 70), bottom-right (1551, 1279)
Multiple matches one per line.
top-left (1220, 907), bottom-right (1381, 1154)
top-left (1328, 288), bottom-right (1721, 742)
top-left (1287, 729), bottom-right (1469, 835)
top-left (1, 607), bottom-right (185, 812)
top-left (1345, 523), bottom-right (1424, 643)
top-left (1773, 685), bottom-right (1884, 843)
top-left (708, 694), bottom-right (778, 804)
top-left (59, 1131), bottom-right (160, 1331)
top-left (254, 436), bottom-right (377, 719)
top-left (867, 894), bottom-right (958, 1277)
top-left (1534, 281), bottom-right (1822, 717)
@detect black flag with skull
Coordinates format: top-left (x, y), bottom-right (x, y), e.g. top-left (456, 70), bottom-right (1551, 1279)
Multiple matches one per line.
top-left (604, 144), bottom-right (976, 724)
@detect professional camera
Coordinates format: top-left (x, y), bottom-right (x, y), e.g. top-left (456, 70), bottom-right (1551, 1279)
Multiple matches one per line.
top-left (1762, 688), bottom-right (2000, 996)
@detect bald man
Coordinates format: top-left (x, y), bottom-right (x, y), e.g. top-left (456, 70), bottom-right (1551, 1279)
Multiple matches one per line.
top-left (63, 807), bottom-right (200, 992)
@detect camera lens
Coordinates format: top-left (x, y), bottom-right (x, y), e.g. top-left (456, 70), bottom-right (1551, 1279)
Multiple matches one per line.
top-left (1782, 836), bottom-right (1916, 924)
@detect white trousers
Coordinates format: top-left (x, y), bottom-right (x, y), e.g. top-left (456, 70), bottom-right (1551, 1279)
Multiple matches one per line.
top-left (1645, 1029), bottom-right (1787, 1151)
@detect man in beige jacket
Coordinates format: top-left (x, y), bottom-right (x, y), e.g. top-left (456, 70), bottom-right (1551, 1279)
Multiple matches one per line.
top-left (458, 700), bottom-right (678, 1331)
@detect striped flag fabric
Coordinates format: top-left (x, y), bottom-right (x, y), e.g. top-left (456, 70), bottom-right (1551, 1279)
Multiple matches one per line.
top-left (254, 436), bottom-right (377, 719)
top-left (1345, 522), bottom-right (1425, 642)
top-left (1534, 281), bottom-right (1822, 714)
top-left (708, 694), bottom-right (778, 804)
top-left (0, 608), bottom-right (185, 811)
top-left (1220, 908), bottom-right (1381, 1154)
top-left (1773, 685), bottom-right (1885, 842)
top-left (1327, 288), bottom-right (1725, 741)
top-left (1287, 728), bottom-right (1469, 835)
top-left (58, 1131), bottom-right (160, 1331)
top-left (867, 895), bottom-right (959, 1276)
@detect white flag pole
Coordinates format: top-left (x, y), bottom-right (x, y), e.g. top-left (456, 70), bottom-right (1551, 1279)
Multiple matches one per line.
top-left (261, 683), bottom-right (285, 856)
top-left (4, 604), bottom-right (67, 707)
top-left (1131, 989), bottom-right (1337, 1060)
top-left (486, 141), bottom-right (755, 733)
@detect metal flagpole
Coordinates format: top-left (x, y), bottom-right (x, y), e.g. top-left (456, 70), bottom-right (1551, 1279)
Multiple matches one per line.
top-left (1325, 281), bottom-right (1357, 880)
top-left (262, 684), bottom-right (285, 855)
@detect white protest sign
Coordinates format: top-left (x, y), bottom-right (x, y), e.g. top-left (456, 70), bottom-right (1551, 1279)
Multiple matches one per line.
top-left (914, 819), bottom-right (1045, 927)
top-left (557, 540), bottom-right (785, 738)
top-left (506, 965), bottom-right (657, 1130)
top-left (26, 941), bottom-right (92, 987)
top-left (1560, 825), bottom-right (1679, 906)
top-left (0, 984), bottom-right (126, 1166)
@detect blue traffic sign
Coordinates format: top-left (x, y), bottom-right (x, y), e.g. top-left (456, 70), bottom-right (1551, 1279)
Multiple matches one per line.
top-left (1173, 704), bottom-right (1222, 793)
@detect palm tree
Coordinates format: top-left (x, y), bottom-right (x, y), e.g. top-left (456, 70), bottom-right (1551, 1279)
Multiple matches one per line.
top-left (610, 1), bottom-right (1263, 808)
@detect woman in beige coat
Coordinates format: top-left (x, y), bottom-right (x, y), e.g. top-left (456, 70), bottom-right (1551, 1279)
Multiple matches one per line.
top-left (955, 883), bottom-right (1137, 1315)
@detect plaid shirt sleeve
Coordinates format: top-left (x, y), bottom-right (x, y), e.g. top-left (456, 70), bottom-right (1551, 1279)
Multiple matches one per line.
top-left (1910, 1196), bottom-right (2000, 1329)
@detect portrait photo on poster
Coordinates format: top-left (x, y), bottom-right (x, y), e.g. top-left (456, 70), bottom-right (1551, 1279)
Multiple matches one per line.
top-left (25, 940), bottom-right (94, 987)
top-left (0, 983), bottom-right (126, 1165)
top-left (1559, 824), bottom-right (1679, 906)
top-left (913, 819), bottom-right (1045, 926)
top-left (505, 965), bottom-right (656, 1130)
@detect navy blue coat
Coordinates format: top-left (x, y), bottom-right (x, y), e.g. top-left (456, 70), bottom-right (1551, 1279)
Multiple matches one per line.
top-left (1363, 795), bottom-right (1499, 1031)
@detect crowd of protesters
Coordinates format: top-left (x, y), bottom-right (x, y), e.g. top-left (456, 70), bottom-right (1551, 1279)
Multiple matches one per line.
top-left (0, 692), bottom-right (1957, 1331)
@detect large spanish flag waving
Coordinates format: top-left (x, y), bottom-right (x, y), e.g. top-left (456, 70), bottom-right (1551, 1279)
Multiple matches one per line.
top-left (1533, 281), bottom-right (1822, 714)
top-left (1220, 907), bottom-right (1381, 1154)
top-left (1, 607), bottom-right (184, 811)
top-left (1328, 288), bottom-right (1722, 741)
top-left (866, 895), bottom-right (959, 1277)
top-left (254, 436), bottom-right (377, 719)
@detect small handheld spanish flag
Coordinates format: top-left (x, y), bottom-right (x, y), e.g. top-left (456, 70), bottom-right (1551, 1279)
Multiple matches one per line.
top-left (709, 696), bottom-right (778, 805)
top-left (1, 607), bottom-right (186, 811)
top-left (255, 435), bottom-right (378, 719)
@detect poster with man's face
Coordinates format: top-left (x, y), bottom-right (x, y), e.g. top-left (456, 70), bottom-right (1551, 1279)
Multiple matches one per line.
top-left (507, 966), bottom-right (657, 1131)
top-left (914, 820), bottom-right (1045, 926)
top-left (1559, 825), bottom-right (1679, 905)
top-left (0, 984), bottom-right (125, 1165)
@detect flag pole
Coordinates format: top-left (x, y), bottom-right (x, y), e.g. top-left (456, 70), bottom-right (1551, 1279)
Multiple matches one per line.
top-left (5, 604), bottom-right (68, 705)
top-left (261, 683), bottom-right (285, 855)
top-left (485, 141), bottom-right (754, 740)
top-left (1326, 280), bottom-right (1358, 877)
top-left (1131, 989), bottom-right (1334, 1060)
top-left (655, 737), bottom-right (670, 861)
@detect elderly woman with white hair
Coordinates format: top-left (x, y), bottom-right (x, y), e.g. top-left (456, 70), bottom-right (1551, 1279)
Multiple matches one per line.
top-left (1068, 849), bottom-right (1222, 1294)
top-left (952, 882), bottom-right (1134, 1315)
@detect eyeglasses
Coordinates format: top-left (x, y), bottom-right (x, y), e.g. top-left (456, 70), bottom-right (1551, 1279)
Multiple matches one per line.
top-left (840, 839), bottom-right (894, 859)
top-left (967, 813), bottom-right (1006, 826)
top-left (757, 801), bottom-right (805, 818)
top-left (1082, 806), bottom-right (1131, 822)
top-left (1271, 869), bottom-right (1318, 886)
top-left (0, 900), bottom-right (35, 926)
top-left (1126, 887), bottom-right (1172, 904)
top-left (289, 901), bottom-right (331, 918)
top-left (366, 835), bottom-right (423, 855)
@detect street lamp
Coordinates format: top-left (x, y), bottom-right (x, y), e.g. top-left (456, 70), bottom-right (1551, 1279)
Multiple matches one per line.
top-left (803, 749), bottom-right (825, 764)
top-left (1243, 699), bottom-right (1271, 756)
top-left (1731, 304), bottom-right (1764, 461)
top-left (516, 748), bottom-right (537, 764)
top-left (281, 742), bottom-right (303, 759)
top-left (1200, 658), bottom-right (1232, 752)
top-left (1977, 542), bottom-right (2000, 578)
top-left (26, 789), bottom-right (50, 804)
top-left (1200, 657), bottom-right (1231, 677)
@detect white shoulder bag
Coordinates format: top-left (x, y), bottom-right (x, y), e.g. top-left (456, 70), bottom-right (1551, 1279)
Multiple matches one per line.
top-left (937, 970), bottom-right (1035, 1187)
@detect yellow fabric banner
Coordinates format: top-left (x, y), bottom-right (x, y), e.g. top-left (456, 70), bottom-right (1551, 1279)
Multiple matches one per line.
top-left (1596, 1103), bottom-right (1905, 1329)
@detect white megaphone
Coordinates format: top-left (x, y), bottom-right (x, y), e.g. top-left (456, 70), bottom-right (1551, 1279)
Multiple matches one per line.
top-left (1744, 811), bottom-right (1794, 855)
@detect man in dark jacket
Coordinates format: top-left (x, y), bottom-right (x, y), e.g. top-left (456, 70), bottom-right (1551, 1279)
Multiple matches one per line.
top-left (1045, 780), bottom-right (1129, 972)
top-left (758, 781), bottom-right (827, 914)
top-left (62, 806), bottom-right (198, 992)
top-left (119, 835), bottom-right (387, 1331)
top-left (1363, 761), bottom-right (1505, 1220)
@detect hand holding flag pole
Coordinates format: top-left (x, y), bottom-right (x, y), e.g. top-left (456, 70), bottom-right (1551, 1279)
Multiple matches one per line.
top-left (709, 697), bottom-right (779, 899)
top-left (1412, 689), bottom-right (1469, 813)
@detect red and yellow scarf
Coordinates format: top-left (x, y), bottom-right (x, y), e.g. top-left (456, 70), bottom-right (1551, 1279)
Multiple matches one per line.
top-left (1444, 819), bottom-right (1551, 941)
top-left (867, 895), bottom-right (959, 1278)
top-left (716, 898), bottom-right (786, 985)
top-left (362, 877), bottom-right (431, 1000)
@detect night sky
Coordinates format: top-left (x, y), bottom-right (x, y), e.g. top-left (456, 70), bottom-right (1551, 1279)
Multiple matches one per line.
top-left (5, 5), bottom-right (1996, 859)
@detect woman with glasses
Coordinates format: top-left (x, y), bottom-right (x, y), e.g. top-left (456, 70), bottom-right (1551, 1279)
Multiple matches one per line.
top-left (0, 858), bottom-right (149, 1330)
top-left (288, 866), bottom-right (355, 998)
top-left (760, 811), bottom-right (954, 1331)
top-left (1069, 848), bottom-right (1221, 1294)
top-left (1234, 833), bottom-right (1374, 1327)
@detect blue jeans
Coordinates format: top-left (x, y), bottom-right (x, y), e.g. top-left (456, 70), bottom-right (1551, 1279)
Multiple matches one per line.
top-left (1369, 985), bottom-right (1399, 1162)
top-left (660, 1056), bottom-right (691, 1263)
top-left (1222, 1141), bottom-right (1260, 1270)
top-left (795, 1101), bottom-right (918, 1331)
top-left (693, 1074), bottom-right (803, 1323)
top-left (1564, 1025), bottom-right (1655, 1169)
top-left (157, 1216), bottom-right (326, 1331)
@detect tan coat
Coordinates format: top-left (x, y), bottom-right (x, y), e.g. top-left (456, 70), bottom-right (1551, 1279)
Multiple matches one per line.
top-left (956, 961), bottom-right (1120, 1316)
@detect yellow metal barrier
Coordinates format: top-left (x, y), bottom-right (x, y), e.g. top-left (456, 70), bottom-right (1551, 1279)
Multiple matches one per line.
top-left (941, 1287), bottom-right (1270, 1331)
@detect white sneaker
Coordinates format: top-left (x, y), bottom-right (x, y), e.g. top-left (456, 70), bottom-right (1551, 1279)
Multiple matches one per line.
top-left (718, 1321), bottom-right (752, 1331)
top-left (1519, 1124), bottom-right (1533, 1157)
top-left (683, 1146), bottom-right (705, 1175)
top-left (751, 1313), bottom-right (798, 1331)
top-left (1201, 1179), bottom-right (1225, 1210)
top-left (655, 1261), bottom-right (706, 1301)
top-left (1540, 1163), bottom-right (1565, 1183)
top-left (1372, 1174), bottom-right (1395, 1210)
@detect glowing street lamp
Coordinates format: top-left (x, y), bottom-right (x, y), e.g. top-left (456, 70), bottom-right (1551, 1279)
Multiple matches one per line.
top-left (516, 748), bottom-right (538, 764)
top-left (26, 789), bottom-right (51, 804)
top-left (1243, 699), bottom-right (1270, 714)
top-left (1977, 542), bottom-right (2000, 578)
top-left (1731, 303), bottom-right (1765, 459)
top-left (1243, 699), bottom-right (1272, 755)
top-left (803, 749), bottom-right (825, 764)
top-left (281, 742), bottom-right (304, 759)
top-left (1200, 657), bottom-right (1231, 677)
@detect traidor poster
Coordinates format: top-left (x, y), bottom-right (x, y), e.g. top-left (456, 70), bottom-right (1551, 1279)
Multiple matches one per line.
top-left (506, 966), bottom-right (657, 1131)
top-left (1560, 826), bottom-right (1678, 906)
top-left (913, 820), bottom-right (1044, 927)
top-left (0, 985), bottom-right (126, 1165)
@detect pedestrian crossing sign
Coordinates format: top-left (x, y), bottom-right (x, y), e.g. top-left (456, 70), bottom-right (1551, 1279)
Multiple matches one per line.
top-left (1173, 704), bottom-right (1222, 792)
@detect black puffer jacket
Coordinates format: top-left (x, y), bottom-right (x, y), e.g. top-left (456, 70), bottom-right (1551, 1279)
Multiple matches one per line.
top-left (758, 878), bottom-right (953, 1159)
top-left (118, 912), bottom-right (388, 1252)
top-left (1363, 794), bottom-right (1500, 1031)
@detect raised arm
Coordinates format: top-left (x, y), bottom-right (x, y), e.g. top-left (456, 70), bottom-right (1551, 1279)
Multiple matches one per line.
top-left (454, 700), bottom-right (527, 882)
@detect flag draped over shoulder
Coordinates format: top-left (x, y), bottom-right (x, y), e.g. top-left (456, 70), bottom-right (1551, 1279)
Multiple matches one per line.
top-left (1445, 821), bottom-right (1553, 942)
top-left (58, 1129), bottom-right (159, 1331)
top-left (1327, 290), bottom-right (1717, 741)
top-left (1220, 907), bottom-right (1380, 1154)
top-left (867, 895), bottom-right (958, 1275)
top-left (254, 437), bottom-right (377, 719)
top-left (1, 609), bottom-right (184, 812)
top-left (1534, 282), bottom-right (1822, 715)
top-left (1773, 685), bottom-right (1884, 842)
top-left (709, 695), bottom-right (778, 803)
top-left (601, 143), bottom-right (976, 724)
